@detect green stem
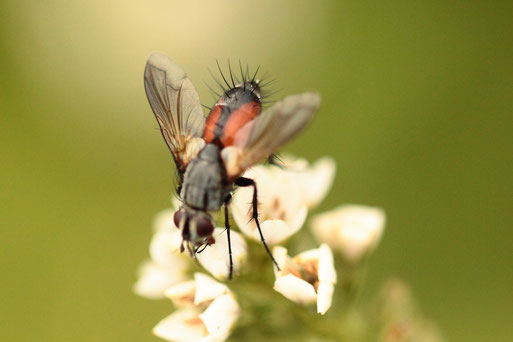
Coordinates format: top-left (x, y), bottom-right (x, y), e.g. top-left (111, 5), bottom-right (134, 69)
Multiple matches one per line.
top-left (232, 277), bottom-right (358, 342)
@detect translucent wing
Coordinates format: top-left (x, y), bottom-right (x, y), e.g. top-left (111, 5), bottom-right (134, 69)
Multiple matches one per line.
top-left (144, 52), bottom-right (206, 173)
top-left (222, 92), bottom-right (320, 178)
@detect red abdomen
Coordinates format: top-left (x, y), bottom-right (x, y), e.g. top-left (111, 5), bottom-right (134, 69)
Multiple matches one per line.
top-left (203, 94), bottom-right (261, 147)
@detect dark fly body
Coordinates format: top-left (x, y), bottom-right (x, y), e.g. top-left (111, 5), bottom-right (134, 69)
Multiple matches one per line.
top-left (144, 52), bottom-right (320, 278)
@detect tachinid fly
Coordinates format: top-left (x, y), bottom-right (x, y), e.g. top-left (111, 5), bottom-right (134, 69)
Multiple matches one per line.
top-left (144, 52), bottom-right (320, 278)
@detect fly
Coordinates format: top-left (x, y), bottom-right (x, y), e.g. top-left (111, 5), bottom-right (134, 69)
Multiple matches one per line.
top-left (144, 52), bottom-right (320, 278)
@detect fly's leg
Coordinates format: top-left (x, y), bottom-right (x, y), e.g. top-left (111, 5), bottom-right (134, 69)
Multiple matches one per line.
top-left (235, 177), bottom-right (281, 271)
top-left (223, 195), bottom-right (234, 279)
top-left (186, 243), bottom-right (194, 257)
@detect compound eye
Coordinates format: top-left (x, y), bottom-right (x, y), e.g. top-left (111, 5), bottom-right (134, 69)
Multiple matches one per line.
top-left (173, 210), bottom-right (185, 229)
top-left (195, 217), bottom-right (214, 238)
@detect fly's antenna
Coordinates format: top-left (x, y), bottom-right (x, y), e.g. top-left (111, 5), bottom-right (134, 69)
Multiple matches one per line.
top-left (216, 60), bottom-right (231, 89)
top-left (201, 104), bottom-right (212, 111)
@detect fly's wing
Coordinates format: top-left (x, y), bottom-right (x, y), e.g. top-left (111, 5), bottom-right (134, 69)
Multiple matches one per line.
top-left (144, 52), bottom-right (206, 173)
top-left (223, 92), bottom-right (320, 178)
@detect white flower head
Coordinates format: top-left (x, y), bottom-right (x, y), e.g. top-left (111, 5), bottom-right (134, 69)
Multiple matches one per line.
top-left (272, 244), bottom-right (336, 315)
top-left (231, 165), bottom-right (308, 245)
top-left (311, 204), bottom-right (386, 262)
top-left (133, 207), bottom-right (189, 299)
top-left (196, 228), bottom-right (247, 280)
top-left (154, 273), bottom-right (240, 342)
top-left (280, 154), bottom-right (336, 209)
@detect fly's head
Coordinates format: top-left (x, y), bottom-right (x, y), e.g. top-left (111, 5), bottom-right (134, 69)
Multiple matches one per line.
top-left (173, 206), bottom-right (215, 249)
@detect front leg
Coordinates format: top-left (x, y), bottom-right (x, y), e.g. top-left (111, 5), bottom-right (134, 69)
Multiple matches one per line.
top-left (223, 195), bottom-right (234, 279)
top-left (235, 177), bottom-right (281, 271)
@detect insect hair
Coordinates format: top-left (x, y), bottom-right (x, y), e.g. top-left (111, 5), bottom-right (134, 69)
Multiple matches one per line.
top-left (216, 60), bottom-right (232, 90)
top-left (205, 60), bottom-right (279, 106)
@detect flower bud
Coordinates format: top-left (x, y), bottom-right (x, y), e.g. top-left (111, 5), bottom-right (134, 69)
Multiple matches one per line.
top-left (272, 244), bottom-right (336, 315)
top-left (311, 205), bottom-right (386, 262)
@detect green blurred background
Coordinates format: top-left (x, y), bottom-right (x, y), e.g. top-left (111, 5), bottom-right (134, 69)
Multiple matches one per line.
top-left (1, 0), bottom-right (512, 341)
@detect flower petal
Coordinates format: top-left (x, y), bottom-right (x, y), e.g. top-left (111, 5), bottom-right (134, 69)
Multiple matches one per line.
top-left (153, 206), bottom-right (180, 233)
top-left (260, 214), bottom-right (306, 244)
top-left (199, 293), bottom-right (240, 338)
top-left (153, 309), bottom-right (207, 342)
top-left (150, 226), bottom-right (184, 266)
top-left (133, 260), bottom-right (186, 299)
top-left (295, 248), bottom-right (320, 263)
top-left (165, 280), bottom-right (197, 307)
top-left (193, 273), bottom-right (228, 305)
top-left (303, 157), bottom-right (336, 208)
top-left (235, 209), bottom-right (307, 245)
top-left (281, 155), bottom-right (336, 209)
top-left (272, 246), bottom-right (289, 277)
top-left (196, 228), bottom-right (247, 280)
top-left (274, 274), bottom-right (317, 304)
top-left (316, 281), bottom-right (334, 315)
top-left (231, 165), bottom-right (308, 245)
top-left (153, 209), bottom-right (175, 233)
top-left (273, 244), bottom-right (336, 314)
top-left (318, 244), bottom-right (336, 284)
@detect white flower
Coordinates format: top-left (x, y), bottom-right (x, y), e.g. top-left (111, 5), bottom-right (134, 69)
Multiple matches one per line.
top-left (311, 204), bottom-right (386, 262)
top-left (196, 228), bottom-right (247, 280)
top-left (133, 259), bottom-right (188, 300)
top-left (280, 155), bottom-right (336, 209)
top-left (133, 208), bottom-right (188, 299)
top-left (152, 197), bottom-right (183, 233)
top-left (154, 273), bottom-right (240, 342)
top-left (272, 244), bottom-right (336, 315)
top-left (150, 209), bottom-right (185, 265)
top-left (231, 165), bottom-right (308, 245)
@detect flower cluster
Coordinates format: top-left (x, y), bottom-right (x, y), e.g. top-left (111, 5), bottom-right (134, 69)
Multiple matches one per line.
top-left (154, 273), bottom-right (240, 342)
top-left (134, 155), bottom-right (401, 342)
